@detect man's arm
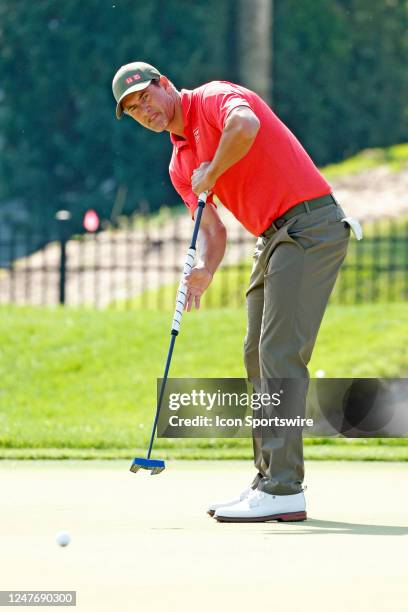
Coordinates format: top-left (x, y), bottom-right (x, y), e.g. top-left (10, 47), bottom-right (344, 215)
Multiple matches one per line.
top-left (191, 106), bottom-right (260, 195)
top-left (184, 203), bottom-right (227, 311)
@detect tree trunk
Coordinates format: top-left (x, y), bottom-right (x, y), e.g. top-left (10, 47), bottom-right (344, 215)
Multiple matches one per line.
top-left (238, 0), bottom-right (273, 104)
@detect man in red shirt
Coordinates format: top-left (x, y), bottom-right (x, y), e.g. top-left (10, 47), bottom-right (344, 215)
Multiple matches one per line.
top-left (112, 62), bottom-right (350, 522)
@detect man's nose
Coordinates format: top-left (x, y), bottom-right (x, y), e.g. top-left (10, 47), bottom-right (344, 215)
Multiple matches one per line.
top-left (141, 102), bottom-right (152, 119)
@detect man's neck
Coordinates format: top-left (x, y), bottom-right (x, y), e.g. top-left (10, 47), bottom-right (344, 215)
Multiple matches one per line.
top-left (166, 89), bottom-right (185, 138)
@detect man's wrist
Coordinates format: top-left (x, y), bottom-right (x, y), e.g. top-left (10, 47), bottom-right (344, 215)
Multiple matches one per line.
top-left (197, 263), bottom-right (214, 277)
top-left (206, 164), bottom-right (219, 186)
top-left (203, 265), bottom-right (214, 278)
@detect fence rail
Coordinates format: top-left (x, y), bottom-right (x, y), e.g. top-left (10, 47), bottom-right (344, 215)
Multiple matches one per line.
top-left (0, 214), bottom-right (407, 309)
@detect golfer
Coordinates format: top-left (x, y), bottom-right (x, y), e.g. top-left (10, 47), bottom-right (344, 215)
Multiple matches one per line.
top-left (112, 62), bottom-right (350, 522)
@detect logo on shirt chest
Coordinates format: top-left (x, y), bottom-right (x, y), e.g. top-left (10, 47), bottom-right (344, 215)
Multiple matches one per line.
top-left (193, 127), bottom-right (200, 144)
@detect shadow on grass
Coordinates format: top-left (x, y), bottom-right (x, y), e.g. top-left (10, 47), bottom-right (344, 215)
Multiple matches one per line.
top-left (262, 518), bottom-right (408, 536)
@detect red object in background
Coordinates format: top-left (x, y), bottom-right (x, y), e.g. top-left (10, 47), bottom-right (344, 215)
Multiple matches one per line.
top-left (83, 209), bottom-right (100, 232)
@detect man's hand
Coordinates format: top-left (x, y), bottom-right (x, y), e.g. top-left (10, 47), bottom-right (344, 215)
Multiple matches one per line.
top-left (191, 161), bottom-right (216, 195)
top-left (183, 265), bottom-right (213, 310)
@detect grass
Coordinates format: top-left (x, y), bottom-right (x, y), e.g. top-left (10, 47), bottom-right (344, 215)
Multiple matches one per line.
top-left (0, 442), bottom-right (407, 461)
top-left (0, 304), bottom-right (407, 460)
top-left (321, 142), bottom-right (408, 179)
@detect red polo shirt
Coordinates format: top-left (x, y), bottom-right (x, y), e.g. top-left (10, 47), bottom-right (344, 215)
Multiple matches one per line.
top-left (169, 81), bottom-right (331, 236)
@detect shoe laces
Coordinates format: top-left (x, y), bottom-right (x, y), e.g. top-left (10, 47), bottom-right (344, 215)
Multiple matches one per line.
top-left (239, 486), bottom-right (251, 501)
top-left (248, 490), bottom-right (267, 508)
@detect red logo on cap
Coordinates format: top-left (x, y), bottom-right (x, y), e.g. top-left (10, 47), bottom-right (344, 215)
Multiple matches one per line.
top-left (125, 73), bottom-right (142, 85)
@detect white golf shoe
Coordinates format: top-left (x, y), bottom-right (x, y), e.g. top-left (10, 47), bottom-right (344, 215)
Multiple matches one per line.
top-left (207, 486), bottom-right (253, 517)
top-left (214, 489), bottom-right (307, 522)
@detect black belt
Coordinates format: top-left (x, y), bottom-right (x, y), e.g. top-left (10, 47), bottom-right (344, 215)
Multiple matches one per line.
top-left (262, 194), bottom-right (338, 235)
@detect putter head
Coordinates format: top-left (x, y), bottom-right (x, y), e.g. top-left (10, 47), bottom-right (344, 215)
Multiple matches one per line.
top-left (130, 457), bottom-right (166, 475)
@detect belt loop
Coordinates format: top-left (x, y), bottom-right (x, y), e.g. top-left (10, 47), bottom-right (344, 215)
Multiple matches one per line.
top-left (261, 221), bottom-right (278, 238)
top-left (304, 200), bottom-right (310, 213)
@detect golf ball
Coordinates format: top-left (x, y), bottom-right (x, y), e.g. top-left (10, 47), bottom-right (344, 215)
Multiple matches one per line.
top-left (56, 531), bottom-right (71, 547)
top-left (316, 369), bottom-right (326, 378)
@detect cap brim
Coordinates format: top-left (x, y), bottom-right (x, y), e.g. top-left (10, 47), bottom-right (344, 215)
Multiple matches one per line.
top-left (115, 80), bottom-right (152, 119)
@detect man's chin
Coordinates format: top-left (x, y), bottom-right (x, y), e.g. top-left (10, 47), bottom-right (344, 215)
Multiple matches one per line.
top-left (149, 124), bottom-right (167, 133)
top-left (149, 121), bottom-right (169, 133)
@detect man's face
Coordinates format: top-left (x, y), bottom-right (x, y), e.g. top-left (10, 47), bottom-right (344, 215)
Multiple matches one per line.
top-left (121, 77), bottom-right (174, 132)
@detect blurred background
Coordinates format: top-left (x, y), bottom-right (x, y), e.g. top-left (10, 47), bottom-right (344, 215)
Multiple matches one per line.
top-left (0, 0), bottom-right (407, 308)
top-left (0, 0), bottom-right (407, 460)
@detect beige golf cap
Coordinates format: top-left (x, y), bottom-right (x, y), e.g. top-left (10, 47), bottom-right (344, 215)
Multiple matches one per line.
top-left (112, 61), bottom-right (161, 119)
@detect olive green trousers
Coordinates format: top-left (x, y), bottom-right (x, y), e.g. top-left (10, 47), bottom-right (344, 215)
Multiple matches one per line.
top-left (244, 201), bottom-right (350, 495)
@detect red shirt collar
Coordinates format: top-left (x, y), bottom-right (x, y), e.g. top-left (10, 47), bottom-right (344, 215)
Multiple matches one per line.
top-left (169, 89), bottom-right (193, 150)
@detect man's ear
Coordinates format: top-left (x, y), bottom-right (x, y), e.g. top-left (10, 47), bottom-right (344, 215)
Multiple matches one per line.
top-left (159, 75), bottom-right (170, 89)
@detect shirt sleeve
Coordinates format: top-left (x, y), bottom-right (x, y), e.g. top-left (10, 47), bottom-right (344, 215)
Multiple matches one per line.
top-left (169, 165), bottom-right (215, 219)
top-left (201, 82), bottom-right (252, 131)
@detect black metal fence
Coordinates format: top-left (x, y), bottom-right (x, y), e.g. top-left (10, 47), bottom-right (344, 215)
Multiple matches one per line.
top-left (0, 212), bottom-right (407, 309)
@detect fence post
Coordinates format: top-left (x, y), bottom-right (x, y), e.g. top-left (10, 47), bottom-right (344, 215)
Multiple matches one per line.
top-left (55, 210), bottom-right (71, 305)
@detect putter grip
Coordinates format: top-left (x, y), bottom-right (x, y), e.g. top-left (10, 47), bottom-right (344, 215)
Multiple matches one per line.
top-left (170, 192), bottom-right (207, 334)
top-left (171, 248), bottom-right (196, 333)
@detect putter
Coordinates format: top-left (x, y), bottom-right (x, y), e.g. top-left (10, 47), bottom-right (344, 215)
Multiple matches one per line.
top-left (130, 191), bottom-right (208, 475)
